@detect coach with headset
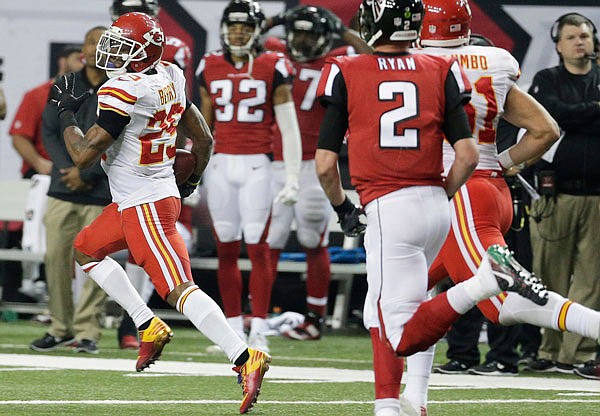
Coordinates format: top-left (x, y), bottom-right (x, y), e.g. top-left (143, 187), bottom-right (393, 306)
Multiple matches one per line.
top-left (526, 13), bottom-right (600, 373)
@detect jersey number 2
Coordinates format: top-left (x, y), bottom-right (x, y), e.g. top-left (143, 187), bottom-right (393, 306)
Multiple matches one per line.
top-left (378, 81), bottom-right (419, 149)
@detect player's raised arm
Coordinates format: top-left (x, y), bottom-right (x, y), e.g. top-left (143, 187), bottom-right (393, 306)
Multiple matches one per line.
top-left (53, 73), bottom-right (114, 169)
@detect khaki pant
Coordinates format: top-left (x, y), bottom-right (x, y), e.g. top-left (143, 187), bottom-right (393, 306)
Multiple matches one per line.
top-left (44, 197), bottom-right (107, 342)
top-left (529, 194), bottom-right (600, 364)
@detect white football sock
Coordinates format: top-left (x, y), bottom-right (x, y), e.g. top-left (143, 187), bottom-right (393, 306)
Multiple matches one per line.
top-left (125, 261), bottom-right (148, 295)
top-left (87, 257), bottom-right (153, 327)
top-left (403, 345), bottom-right (435, 409)
top-left (447, 258), bottom-right (500, 314)
top-left (227, 315), bottom-right (246, 341)
top-left (374, 398), bottom-right (400, 416)
top-left (500, 291), bottom-right (600, 340)
top-left (178, 286), bottom-right (247, 364)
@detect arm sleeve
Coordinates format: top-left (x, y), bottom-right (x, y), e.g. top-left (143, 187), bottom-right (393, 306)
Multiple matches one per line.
top-left (317, 104), bottom-right (348, 153)
top-left (529, 69), bottom-right (600, 128)
top-left (442, 62), bottom-right (472, 145)
top-left (317, 64), bottom-right (348, 153)
top-left (96, 109), bottom-right (130, 141)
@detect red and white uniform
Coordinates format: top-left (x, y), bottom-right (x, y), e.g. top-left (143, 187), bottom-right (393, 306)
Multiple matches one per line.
top-left (421, 45), bottom-right (521, 323)
top-left (196, 50), bottom-right (294, 244)
top-left (318, 52), bottom-right (471, 348)
top-left (75, 62), bottom-right (192, 298)
top-left (265, 38), bottom-right (354, 250)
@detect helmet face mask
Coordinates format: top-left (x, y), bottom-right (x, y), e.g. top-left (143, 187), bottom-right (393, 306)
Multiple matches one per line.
top-left (420, 0), bottom-right (472, 47)
top-left (285, 6), bottom-right (333, 62)
top-left (110, 0), bottom-right (159, 22)
top-left (220, 0), bottom-right (264, 57)
top-left (359, 0), bottom-right (424, 47)
top-left (96, 12), bottom-right (164, 78)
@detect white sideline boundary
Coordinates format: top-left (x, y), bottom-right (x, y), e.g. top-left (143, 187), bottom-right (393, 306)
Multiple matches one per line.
top-left (0, 353), bottom-right (598, 393)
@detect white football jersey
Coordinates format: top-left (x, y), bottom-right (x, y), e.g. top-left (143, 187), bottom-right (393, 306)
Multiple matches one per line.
top-left (97, 61), bottom-right (187, 209)
top-left (413, 45), bottom-right (520, 173)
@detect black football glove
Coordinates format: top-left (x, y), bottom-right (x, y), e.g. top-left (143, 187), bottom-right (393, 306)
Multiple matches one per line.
top-left (320, 7), bottom-right (346, 37)
top-left (50, 73), bottom-right (91, 117)
top-left (333, 196), bottom-right (366, 237)
top-left (178, 174), bottom-right (201, 198)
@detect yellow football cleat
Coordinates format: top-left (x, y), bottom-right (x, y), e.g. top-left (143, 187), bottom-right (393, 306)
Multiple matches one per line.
top-left (233, 348), bottom-right (272, 414)
top-left (136, 317), bottom-right (173, 372)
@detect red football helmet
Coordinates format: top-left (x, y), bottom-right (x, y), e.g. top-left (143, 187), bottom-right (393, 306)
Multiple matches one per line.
top-left (163, 36), bottom-right (192, 70)
top-left (420, 0), bottom-right (472, 47)
top-left (96, 12), bottom-right (164, 77)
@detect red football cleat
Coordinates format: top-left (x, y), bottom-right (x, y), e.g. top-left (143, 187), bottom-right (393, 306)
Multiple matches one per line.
top-left (233, 348), bottom-right (271, 414)
top-left (120, 334), bottom-right (140, 350)
top-left (136, 317), bottom-right (173, 372)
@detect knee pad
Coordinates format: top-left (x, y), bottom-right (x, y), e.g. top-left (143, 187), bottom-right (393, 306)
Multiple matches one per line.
top-left (213, 222), bottom-right (241, 243)
top-left (243, 223), bottom-right (266, 244)
top-left (296, 228), bottom-right (322, 249)
top-left (267, 223), bottom-right (290, 249)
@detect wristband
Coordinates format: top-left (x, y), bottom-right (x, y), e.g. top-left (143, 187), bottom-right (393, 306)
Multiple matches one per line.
top-left (59, 110), bottom-right (78, 134)
top-left (497, 148), bottom-right (515, 169)
top-left (332, 195), bottom-right (354, 215)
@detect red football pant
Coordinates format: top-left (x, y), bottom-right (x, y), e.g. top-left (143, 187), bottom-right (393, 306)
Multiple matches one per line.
top-left (74, 197), bottom-right (192, 299)
top-left (429, 174), bottom-right (512, 323)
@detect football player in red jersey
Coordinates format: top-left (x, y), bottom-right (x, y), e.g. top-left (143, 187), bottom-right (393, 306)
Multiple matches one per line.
top-left (262, 5), bottom-right (372, 340)
top-left (196, 0), bottom-right (302, 352)
top-left (397, 1), bottom-right (600, 413)
top-left (316, 1), bottom-right (549, 415)
top-left (54, 13), bottom-right (270, 413)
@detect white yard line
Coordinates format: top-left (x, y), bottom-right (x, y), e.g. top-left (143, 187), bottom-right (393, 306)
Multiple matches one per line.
top-left (0, 399), bottom-right (599, 405)
top-left (0, 353), bottom-right (598, 393)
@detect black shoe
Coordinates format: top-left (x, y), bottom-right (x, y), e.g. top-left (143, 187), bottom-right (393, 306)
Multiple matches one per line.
top-left (74, 339), bottom-right (99, 354)
top-left (526, 358), bottom-right (557, 372)
top-left (518, 351), bottom-right (537, 366)
top-left (433, 360), bottom-right (472, 374)
top-left (555, 362), bottom-right (574, 374)
top-left (30, 333), bottom-right (75, 352)
top-left (574, 360), bottom-right (600, 380)
top-left (468, 360), bottom-right (518, 376)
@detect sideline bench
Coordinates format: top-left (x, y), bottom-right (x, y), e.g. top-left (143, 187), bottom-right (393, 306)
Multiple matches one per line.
top-left (0, 179), bottom-right (366, 328)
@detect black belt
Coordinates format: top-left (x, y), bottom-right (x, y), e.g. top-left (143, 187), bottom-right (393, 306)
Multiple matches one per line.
top-left (557, 179), bottom-right (600, 196)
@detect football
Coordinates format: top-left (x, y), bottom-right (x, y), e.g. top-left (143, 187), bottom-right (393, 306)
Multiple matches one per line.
top-left (173, 149), bottom-right (197, 186)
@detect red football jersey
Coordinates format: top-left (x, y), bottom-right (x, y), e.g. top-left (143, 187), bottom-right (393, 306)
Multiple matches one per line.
top-left (197, 51), bottom-right (294, 155)
top-left (265, 37), bottom-right (353, 161)
top-left (9, 80), bottom-right (53, 176)
top-left (318, 53), bottom-right (471, 206)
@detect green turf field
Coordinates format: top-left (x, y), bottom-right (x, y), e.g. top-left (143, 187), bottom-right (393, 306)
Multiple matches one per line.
top-left (0, 319), bottom-right (598, 415)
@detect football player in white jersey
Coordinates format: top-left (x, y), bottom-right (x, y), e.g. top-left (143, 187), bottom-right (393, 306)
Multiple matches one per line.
top-left (53, 12), bottom-right (269, 414)
top-left (395, 1), bottom-right (600, 414)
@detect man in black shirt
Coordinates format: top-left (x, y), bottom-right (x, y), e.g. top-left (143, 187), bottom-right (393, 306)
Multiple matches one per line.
top-left (30, 26), bottom-right (110, 355)
top-left (527, 13), bottom-right (600, 376)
